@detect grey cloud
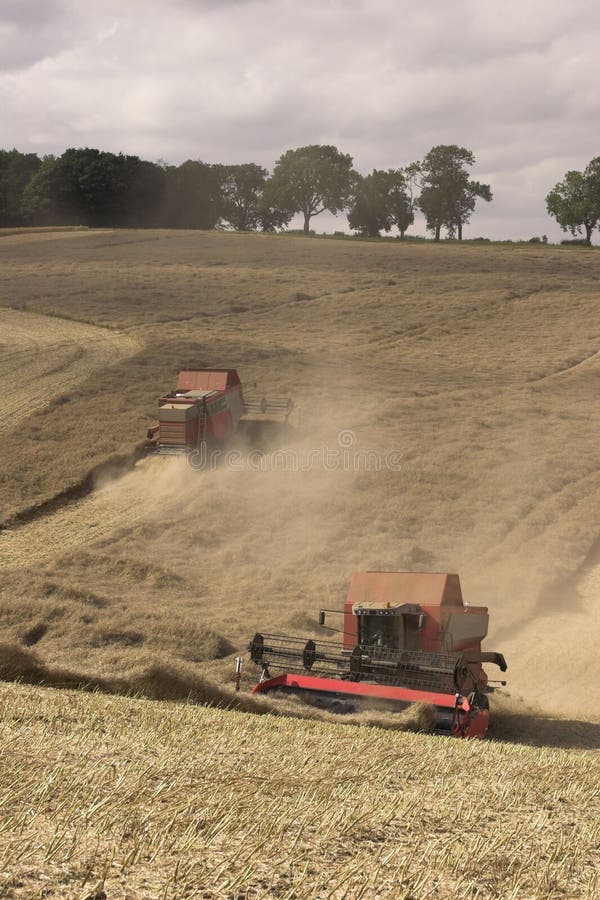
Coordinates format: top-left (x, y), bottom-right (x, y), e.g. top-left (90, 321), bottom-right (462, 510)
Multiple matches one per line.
top-left (0, 0), bottom-right (73, 71)
top-left (0, 0), bottom-right (67, 27)
top-left (1, 1), bottom-right (600, 239)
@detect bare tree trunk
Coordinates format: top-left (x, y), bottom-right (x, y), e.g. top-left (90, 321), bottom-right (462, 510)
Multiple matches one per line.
top-left (585, 223), bottom-right (593, 246)
top-left (435, 224), bottom-right (441, 241)
top-left (303, 212), bottom-right (311, 235)
top-left (458, 221), bottom-right (463, 240)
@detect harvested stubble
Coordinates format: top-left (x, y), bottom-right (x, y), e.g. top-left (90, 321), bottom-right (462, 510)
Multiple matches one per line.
top-left (0, 682), bottom-right (598, 899)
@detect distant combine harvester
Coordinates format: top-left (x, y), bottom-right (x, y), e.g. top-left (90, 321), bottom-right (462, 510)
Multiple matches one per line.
top-left (146, 369), bottom-right (294, 454)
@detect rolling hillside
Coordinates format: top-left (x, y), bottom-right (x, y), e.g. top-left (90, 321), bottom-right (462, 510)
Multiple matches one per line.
top-left (0, 228), bottom-right (599, 897)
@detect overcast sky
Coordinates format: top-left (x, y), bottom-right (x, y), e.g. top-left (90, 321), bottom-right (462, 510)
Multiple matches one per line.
top-left (2, 0), bottom-right (599, 240)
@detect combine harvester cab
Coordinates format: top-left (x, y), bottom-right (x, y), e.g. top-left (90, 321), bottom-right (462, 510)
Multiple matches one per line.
top-left (249, 572), bottom-right (507, 738)
top-left (146, 369), bottom-right (293, 455)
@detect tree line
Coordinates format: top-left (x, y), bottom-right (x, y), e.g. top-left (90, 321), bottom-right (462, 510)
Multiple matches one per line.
top-left (1, 143), bottom-right (598, 243)
top-left (0, 144), bottom-right (493, 240)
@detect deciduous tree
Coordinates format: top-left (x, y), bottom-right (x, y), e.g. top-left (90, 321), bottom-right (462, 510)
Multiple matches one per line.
top-left (255, 194), bottom-right (294, 232)
top-left (120, 158), bottom-right (165, 227)
top-left (161, 160), bottom-right (223, 229)
top-left (390, 167), bottom-right (417, 239)
top-left (416, 145), bottom-right (492, 240)
top-left (348, 169), bottom-right (414, 238)
top-left (218, 163), bottom-right (267, 231)
top-left (23, 149), bottom-right (169, 227)
top-left (23, 149), bottom-right (131, 225)
top-left (264, 145), bottom-right (357, 234)
top-left (546, 159), bottom-right (600, 246)
top-left (0, 149), bottom-right (41, 226)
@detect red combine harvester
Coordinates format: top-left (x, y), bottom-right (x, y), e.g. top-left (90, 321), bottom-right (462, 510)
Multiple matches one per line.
top-left (248, 572), bottom-right (507, 738)
top-left (146, 369), bottom-right (293, 454)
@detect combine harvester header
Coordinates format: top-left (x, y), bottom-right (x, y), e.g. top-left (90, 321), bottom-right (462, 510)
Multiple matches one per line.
top-left (248, 571), bottom-right (507, 738)
top-left (147, 368), bottom-right (293, 454)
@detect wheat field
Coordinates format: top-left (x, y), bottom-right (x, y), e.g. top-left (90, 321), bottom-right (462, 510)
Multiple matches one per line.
top-left (1, 682), bottom-right (599, 900)
top-left (0, 228), bottom-right (599, 897)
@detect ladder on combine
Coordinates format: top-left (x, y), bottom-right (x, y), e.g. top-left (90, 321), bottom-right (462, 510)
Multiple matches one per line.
top-left (153, 414), bottom-right (207, 455)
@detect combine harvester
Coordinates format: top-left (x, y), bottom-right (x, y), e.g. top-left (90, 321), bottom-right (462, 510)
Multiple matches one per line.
top-left (248, 571), bottom-right (507, 738)
top-left (147, 368), bottom-right (293, 454)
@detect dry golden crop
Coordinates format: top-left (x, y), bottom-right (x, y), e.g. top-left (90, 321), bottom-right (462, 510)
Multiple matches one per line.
top-left (0, 228), bottom-right (599, 897)
top-left (1, 682), bottom-right (599, 899)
